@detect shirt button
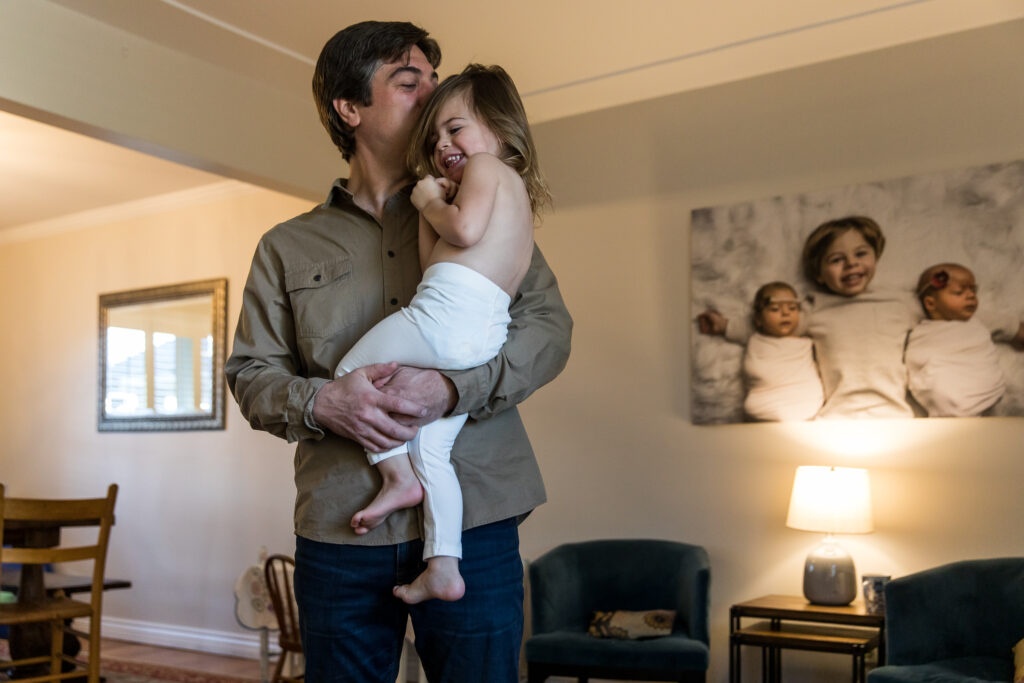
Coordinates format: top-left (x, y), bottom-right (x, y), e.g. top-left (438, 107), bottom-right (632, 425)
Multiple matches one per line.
top-left (313, 274), bottom-right (321, 281)
top-left (387, 250), bottom-right (395, 258)
top-left (390, 298), bottom-right (399, 305)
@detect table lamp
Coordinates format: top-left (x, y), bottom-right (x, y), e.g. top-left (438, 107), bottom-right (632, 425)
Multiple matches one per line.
top-left (786, 466), bottom-right (873, 606)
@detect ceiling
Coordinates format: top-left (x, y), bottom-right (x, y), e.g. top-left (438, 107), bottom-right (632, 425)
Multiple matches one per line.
top-left (0, 109), bottom-right (224, 236)
top-left (3, 0), bottom-right (1023, 241)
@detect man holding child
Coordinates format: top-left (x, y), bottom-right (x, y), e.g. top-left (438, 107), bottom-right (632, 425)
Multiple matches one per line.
top-left (226, 20), bottom-right (572, 683)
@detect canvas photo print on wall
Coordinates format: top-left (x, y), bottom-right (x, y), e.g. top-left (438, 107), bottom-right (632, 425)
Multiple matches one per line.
top-left (690, 159), bottom-right (1024, 425)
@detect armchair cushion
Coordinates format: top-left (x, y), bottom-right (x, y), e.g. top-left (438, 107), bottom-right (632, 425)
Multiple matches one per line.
top-left (527, 632), bottom-right (708, 671)
top-left (588, 609), bottom-right (676, 639)
top-left (867, 657), bottom-right (1010, 682)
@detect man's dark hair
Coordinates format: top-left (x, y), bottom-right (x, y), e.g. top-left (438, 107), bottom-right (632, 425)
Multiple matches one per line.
top-left (312, 21), bottom-right (441, 161)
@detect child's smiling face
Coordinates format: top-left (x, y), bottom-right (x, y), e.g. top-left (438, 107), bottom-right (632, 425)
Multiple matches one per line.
top-left (818, 229), bottom-right (877, 296)
top-left (925, 267), bottom-right (978, 321)
top-left (430, 92), bottom-right (502, 184)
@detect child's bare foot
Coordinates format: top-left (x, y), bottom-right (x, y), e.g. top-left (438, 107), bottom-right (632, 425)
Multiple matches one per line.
top-left (351, 455), bottom-right (423, 534)
top-left (393, 556), bottom-right (465, 604)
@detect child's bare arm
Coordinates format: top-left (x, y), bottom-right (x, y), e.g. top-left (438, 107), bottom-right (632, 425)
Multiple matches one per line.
top-left (697, 309), bottom-right (728, 335)
top-left (411, 154), bottom-right (501, 248)
top-left (418, 214), bottom-right (439, 273)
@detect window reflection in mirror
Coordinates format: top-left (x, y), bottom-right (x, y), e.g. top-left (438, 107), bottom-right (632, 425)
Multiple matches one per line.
top-left (98, 279), bottom-right (226, 431)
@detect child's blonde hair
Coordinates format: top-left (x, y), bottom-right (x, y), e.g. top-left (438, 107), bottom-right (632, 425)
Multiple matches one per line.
top-left (801, 216), bottom-right (886, 287)
top-left (407, 64), bottom-right (551, 219)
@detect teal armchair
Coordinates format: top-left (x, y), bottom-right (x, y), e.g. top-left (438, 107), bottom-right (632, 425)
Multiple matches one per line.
top-left (867, 557), bottom-right (1024, 683)
top-left (525, 539), bottom-right (710, 683)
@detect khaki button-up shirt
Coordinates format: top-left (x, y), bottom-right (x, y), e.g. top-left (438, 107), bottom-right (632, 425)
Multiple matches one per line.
top-left (226, 180), bottom-right (572, 544)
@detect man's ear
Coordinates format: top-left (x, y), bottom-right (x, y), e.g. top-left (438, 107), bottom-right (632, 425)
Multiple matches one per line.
top-left (333, 98), bottom-right (359, 127)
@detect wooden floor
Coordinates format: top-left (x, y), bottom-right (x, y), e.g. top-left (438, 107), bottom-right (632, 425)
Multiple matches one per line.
top-left (100, 638), bottom-right (263, 679)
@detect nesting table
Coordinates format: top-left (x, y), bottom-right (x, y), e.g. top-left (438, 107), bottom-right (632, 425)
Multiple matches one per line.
top-left (729, 594), bottom-right (885, 683)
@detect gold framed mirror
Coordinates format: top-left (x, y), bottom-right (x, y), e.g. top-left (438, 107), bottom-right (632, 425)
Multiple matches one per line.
top-left (98, 278), bottom-right (227, 432)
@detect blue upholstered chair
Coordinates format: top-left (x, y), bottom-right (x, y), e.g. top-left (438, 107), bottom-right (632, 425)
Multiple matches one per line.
top-left (867, 557), bottom-right (1024, 683)
top-left (525, 539), bottom-right (710, 683)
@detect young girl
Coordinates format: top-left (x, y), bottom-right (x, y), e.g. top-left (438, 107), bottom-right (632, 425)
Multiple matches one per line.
top-left (796, 216), bottom-right (921, 418)
top-left (333, 64), bottom-right (550, 604)
top-left (742, 281), bottom-right (824, 421)
top-left (905, 263), bottom-right (1007, 416)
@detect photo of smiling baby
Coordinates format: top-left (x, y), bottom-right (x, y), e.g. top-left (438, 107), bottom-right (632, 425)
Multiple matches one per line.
top-left (690, 159), bottom-right (1024, 425)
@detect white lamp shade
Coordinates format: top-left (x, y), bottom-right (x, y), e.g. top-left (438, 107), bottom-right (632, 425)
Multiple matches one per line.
top-left (786, 466), bottom-right (874, 534)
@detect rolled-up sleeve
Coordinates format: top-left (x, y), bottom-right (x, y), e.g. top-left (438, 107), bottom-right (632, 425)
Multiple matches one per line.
top-left (226, 238), bottom-right (329, 443)
top-left (443, 244), bottom-right (573, 420)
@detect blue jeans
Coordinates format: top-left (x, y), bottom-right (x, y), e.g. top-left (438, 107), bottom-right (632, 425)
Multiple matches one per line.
top-left (294, 518), bottom-right (524, 683)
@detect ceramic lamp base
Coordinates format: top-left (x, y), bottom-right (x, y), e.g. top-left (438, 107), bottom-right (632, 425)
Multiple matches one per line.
top-left (803, 536), bottom-right (857, 606)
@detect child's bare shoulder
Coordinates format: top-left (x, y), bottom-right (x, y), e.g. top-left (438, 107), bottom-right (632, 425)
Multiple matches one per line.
top-left (465, 152), bottom-right (518, 179)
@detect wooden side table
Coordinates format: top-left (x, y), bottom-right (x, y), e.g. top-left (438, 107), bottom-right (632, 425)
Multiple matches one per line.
top-left (729, 594), bottom-right (885, 683)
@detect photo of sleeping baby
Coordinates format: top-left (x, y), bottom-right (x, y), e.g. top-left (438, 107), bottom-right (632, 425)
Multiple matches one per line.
top-left (690, 159), bottom-right (1024, 424)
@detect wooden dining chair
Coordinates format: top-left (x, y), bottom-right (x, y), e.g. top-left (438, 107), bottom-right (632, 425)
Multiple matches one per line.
top-left (263, 554), bottom-right (304, 682)
top-left (0, 483), bottom-right (118, 683)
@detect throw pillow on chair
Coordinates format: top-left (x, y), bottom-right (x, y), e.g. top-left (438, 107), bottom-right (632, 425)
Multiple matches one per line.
top-left (588, 609), bottom-right (676, 640)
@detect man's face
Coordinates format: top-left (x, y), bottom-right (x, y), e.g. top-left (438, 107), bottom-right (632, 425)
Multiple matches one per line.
top-left (346, 46), bottom-right (438, 155)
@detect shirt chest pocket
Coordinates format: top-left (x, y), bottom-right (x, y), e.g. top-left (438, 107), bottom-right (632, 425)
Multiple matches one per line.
top-left (285, 259), bottom-right (357, 339)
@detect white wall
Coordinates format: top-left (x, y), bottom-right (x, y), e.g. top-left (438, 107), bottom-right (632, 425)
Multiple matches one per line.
top-left (1, 17), bottom-right (1023, 683)
top-left (0, 186), bottom-right (312, 654)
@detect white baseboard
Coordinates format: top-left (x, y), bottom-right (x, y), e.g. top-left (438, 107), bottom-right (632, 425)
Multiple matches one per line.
top-left (76, 616), bottom-right (272, 660)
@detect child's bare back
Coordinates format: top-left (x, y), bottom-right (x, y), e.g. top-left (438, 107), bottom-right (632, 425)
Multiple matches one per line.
top-left (415, 153), bottom-right (534, 296)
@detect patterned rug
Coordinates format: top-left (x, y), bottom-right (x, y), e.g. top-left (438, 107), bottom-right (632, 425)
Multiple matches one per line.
top-left (101, 658), bottom-right (257, 683)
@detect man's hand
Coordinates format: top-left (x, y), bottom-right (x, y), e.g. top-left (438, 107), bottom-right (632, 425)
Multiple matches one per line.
top-left (376, 366), bottom-right (457, 426)
top-left (1013, 321), bottom-right (1024, 350)
top-left (312, 362), bottom-right (428, 451)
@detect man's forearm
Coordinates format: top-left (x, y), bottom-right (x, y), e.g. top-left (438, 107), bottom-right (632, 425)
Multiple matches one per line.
top-left (226, 354), bottom-right (329, 443)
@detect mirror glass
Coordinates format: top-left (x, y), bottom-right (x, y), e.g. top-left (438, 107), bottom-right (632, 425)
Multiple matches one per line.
top-left (98, 278), bottom-right (227, 431)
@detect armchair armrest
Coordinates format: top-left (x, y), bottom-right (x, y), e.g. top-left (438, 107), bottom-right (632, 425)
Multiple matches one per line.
top-left (885, 558), bottom-right (1024, 665)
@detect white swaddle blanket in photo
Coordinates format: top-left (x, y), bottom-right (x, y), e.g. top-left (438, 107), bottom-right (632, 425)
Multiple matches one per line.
top-left (905, 318), bottom-right (1006, 417)
top-left (743, 333), bottom-right (824, 421)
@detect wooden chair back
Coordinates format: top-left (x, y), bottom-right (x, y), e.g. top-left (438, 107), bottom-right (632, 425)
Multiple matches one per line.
top-left (0, 483), bottom-right (119, 683)
top-left (0, 484), bottom-right (118, 616)
top-left (264, 554), bottom-right (303, 682)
